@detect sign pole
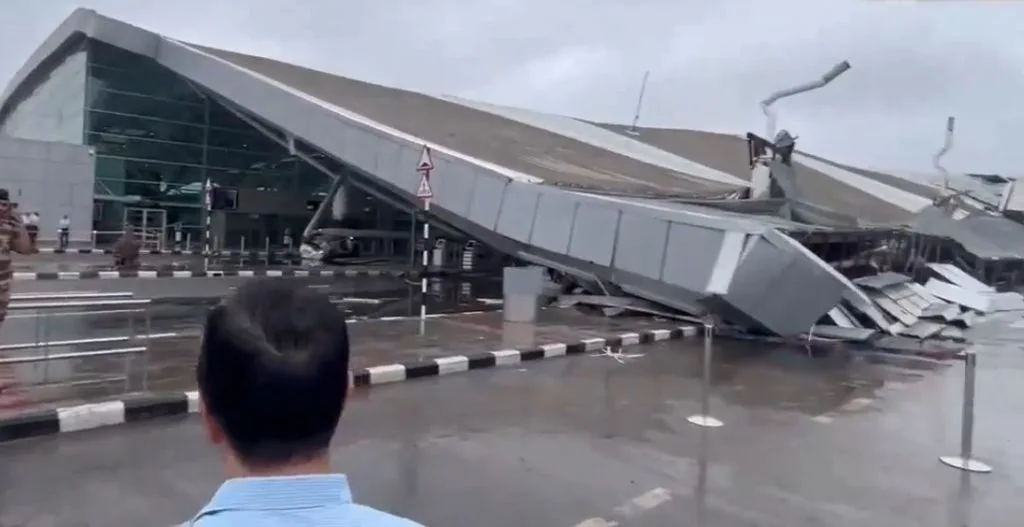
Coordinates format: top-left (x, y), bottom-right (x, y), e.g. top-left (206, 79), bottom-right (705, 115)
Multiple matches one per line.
top-left (415, 145), bottom-right (435, 331)
top-left (202, 176), bottom-right (212, 273)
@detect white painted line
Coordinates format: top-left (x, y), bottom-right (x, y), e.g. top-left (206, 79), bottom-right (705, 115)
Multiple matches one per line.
top-left (490, 349), bottom-right (522, 366)
top-left (57, 400), bottom-right (126, 433)
top-left (434, 355), bottom-right (469, 375)
top-left (618, 332), bottom-right (640, 346)
top-left (366, 364), bottom-right (406, 384)
top-left (613, 487), bottom-right (673, 517)
top-left (650, 329), bottom-right (671, 341)
top-left (185, 390), bottom-right (200, 413)
top-left (541, 343), bottom-right (567, 358)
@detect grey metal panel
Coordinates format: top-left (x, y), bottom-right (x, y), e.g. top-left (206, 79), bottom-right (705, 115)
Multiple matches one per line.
top-left (530, 191), bottom-right (578, 254)
top-left (612, 212), bottom-right (669, 279)
top-left (495, 183), bottom-right (540, 242)
top-left (394, 143), bottom-right (425, 195)
top-left (466, 176), bottom-right (507, 231)
top-left (372, 139), bottom-right (401, 186)
top-left (338, 125), bottom-right (379, 176)
top-left (705, 231), bottom-right (747, 295)
top-left (661, 223), bottom-right (723, 292)
top-left (429, 153), bottom-right (477, 218)
top-left (568, 204), bottom-right (619, 266)
top-left (854, 272), bottom-right (912, 291)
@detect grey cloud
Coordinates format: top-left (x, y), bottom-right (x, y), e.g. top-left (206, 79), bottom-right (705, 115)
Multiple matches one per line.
top-left (2, 0), bottom-right (1023, 173)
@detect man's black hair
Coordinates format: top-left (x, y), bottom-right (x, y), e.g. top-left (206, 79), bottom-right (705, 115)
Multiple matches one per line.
top-left (197, 278), bottom-right (350, 468)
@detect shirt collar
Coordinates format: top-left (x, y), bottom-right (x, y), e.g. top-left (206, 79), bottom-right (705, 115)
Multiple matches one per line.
top-left (196, 474), bottom-right (353, 517)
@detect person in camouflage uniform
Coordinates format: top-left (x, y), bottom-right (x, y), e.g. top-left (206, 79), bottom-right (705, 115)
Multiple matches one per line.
top-left (0, 189), bottom-right (35, 404)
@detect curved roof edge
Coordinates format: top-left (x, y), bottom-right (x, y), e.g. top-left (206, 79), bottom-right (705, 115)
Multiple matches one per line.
top-left (1, 8), bottom-right (161, 110)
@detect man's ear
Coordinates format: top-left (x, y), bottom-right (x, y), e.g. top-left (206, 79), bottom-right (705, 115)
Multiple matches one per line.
top-left (198, 396), bottom-right (225, 446)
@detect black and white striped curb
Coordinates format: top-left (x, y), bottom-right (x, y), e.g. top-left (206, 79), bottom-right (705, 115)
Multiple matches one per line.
top-left (0, 325), bottom-right (697, 443)
top-left (36, 248), bottom-right (298, 257)
top-left (12, 268), bottom-right (455, 281)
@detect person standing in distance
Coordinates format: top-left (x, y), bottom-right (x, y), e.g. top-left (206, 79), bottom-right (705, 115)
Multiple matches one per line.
top-left (58, 214), bottom-right (70, 251)
top-left (187, 279), bottom-right (422, 526)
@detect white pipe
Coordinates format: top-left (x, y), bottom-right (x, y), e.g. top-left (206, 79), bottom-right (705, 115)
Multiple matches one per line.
top-left (933, 116), bottom-right (956, 191)
top-left (760, 61), bottom-right (851, 140)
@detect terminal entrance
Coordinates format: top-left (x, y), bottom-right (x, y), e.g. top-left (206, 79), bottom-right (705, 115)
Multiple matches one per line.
top-left (122, 207), bottom-right (166, 251)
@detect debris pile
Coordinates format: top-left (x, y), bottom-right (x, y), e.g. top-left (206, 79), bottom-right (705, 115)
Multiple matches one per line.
top-left (815, 263), bottom-right (1024, 344)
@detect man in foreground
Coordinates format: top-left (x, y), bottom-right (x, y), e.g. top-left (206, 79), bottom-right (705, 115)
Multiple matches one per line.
top-left (187, 279), bottom-right (422, 526)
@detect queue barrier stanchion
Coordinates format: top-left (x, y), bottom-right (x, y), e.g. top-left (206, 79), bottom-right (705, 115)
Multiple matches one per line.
top-left (687, 320), bottom-right (723, 428)
top-left (939, 347), bottom-right (992, 473)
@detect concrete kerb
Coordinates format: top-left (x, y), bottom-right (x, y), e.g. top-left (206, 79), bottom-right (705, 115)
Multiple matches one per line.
top-left (0, 325), bottom-right (699, 443)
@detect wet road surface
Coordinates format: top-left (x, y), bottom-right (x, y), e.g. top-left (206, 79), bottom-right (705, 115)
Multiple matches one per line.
top-left (2, 338), bottom-right (1019, 526)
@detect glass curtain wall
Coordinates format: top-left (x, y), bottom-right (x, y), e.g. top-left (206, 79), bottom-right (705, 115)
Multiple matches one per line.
top-left (84, 40), bottom-right (327, 241)
top-left (0, 46), bottom-right (87, 144)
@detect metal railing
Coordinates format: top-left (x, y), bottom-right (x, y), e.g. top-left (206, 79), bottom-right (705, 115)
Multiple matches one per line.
top-left (1, 292), bottom-right (157, 398)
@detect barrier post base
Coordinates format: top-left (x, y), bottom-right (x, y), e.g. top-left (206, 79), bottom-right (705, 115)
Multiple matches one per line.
top-left (939, 456), bottom-right (992, 474)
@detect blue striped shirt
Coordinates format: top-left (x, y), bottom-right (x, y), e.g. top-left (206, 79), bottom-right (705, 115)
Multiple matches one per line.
top-left (187, 474), bottom-right (422, 526)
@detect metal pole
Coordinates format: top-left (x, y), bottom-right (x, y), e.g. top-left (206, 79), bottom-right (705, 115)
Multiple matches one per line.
top-left (420, 198), bottom-right (430, 324)
top-left (186, 233), bottom-right (192, 253)
top-left (265, 236), bottom-right (270, 266)
top-left (203, 177), bottom-right (212, 273)
top-left (939, 348), bottom-right (992, 473)
top-left (760, 60), bottom-right (851, 140)
top-left (933, 116), bottom-right (956, 192)
top-left (687, 320), bottom-right (724, 428)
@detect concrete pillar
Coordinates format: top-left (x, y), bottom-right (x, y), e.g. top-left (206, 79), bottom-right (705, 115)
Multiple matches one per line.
top-left (503, 266), bottom-right (543, 324)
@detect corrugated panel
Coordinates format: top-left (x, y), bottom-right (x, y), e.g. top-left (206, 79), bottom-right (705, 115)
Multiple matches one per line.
top-left (924, 278), bottom-right (990, 313)
top-left (927, 263), bottom-right (994, 292)
top-left (854, 272), bottom-right (912, 291)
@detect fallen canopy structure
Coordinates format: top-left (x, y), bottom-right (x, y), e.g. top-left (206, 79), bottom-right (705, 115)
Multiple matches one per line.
top-left (3, 8), bottom-right (968, 337)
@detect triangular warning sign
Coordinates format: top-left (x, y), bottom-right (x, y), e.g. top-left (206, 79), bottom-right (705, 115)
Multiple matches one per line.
top-left (416, 174), bottom-right (433, 199)
top-left (417, 145), bottom-right (434, 172)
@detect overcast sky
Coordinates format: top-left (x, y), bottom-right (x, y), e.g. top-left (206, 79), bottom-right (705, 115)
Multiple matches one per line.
top-left (0, 0), bottom-right (1021, 175)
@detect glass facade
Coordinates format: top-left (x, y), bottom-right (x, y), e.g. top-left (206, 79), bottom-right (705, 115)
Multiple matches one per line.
top-left (84, 41), bottom-right (330, 242)
top-left (0, 48), bottom-right (87, 144)
top-left (0, 39), bottom-right (418, 254)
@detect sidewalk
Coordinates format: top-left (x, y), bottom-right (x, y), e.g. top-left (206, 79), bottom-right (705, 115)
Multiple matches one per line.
top-left (0, 309), bottom-right (691, 417)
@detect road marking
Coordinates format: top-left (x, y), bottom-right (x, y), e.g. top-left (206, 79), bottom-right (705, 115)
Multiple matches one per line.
top-left (572, 487), bottom-right (674, 527)
top-left (573, 519), bottom-right (618, 527)
top-left (614, 487), bottom-right (673, 517)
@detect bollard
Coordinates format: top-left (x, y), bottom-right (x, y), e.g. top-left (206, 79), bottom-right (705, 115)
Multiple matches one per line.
top-left (90, 230), bottom-right (97, 250)
top-left (502, 266), bottom-right (543, 324)
top-left (939, 348), bottom-right (992, 473)
top-left (265, 237), bottom-right (271, 265)
top-left (687, 321), bottom-right (724, 428)
top-left (240, 236), bottom-right (246, 262)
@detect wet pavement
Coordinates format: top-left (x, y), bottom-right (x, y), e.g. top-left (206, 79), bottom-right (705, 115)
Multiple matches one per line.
top-left (0, 307), bottom-right (672, 414)
top-left (2, 336), bottom-right (1019, 526)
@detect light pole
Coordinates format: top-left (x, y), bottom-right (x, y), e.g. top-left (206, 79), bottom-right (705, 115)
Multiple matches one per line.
top-left (760, 60), bottom-right (851, 141)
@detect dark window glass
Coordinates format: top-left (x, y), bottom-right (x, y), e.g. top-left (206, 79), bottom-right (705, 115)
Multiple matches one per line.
top-left (206, 128), bottom-right (280, 153)
top-left (95, 156), bottom-right (203, 188)
top-left (88, 89), bottom-right (205, 125)
top-left (87, 111), bottom-right (205, 145)
top-left (87, 64), bottom-right (201, 104)
top-left (89, 133), bottom-right (204, 165)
